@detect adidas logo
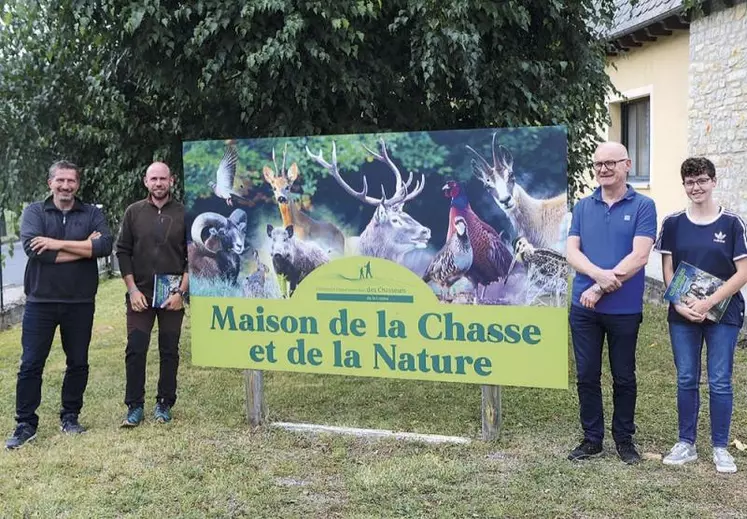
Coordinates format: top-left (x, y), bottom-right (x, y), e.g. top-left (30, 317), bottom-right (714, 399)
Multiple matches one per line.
top-left (714, 231), bottom-right (726, 244)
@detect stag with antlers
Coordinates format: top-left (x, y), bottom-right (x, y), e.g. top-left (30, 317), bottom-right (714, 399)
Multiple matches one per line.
top-left (263, 143), bottom-right (346, 257)
top-left (306, 139), bottom-right (431, 264)
top-left (467, 133), bottom-right (569, 253)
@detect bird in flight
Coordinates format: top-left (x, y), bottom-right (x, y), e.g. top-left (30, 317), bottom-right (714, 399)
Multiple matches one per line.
top-left (209, 141), bottom-right (248, 206)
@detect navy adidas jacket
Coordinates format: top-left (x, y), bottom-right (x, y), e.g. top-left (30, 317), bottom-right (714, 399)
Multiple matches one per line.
top-left (20, 196), bottom-right (113, 303)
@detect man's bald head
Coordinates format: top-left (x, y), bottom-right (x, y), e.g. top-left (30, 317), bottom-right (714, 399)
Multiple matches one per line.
top-left (592, 141), bottom-right (631, 191)
top-left (594, 141), bottom-right (629, 160)
top-left (146, 161), bottom-right (171, 179)
top-left (144, 161), bottom-right (173, 201)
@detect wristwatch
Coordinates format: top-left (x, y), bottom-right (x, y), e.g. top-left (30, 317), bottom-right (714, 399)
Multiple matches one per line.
top-left (592, 284), bottom-right (604, 295)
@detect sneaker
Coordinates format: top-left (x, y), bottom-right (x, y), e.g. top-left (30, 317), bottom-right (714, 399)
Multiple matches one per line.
top-left (121, 406), bottom-right (144, 428)
top-left (662, 441), bottom-right (698, 466)
top-left (154, 402), bottom-right (172, 424)
top-left (713, 447), bottom-right (737, 474)
top-left (568, 440), bottom-right (603, 461)
top-left (60, 415), bottom-right (85, 434)
top-left (5, 423), bottom-right (37, 450)
top-left (616, 441), bottom-right (642, 464)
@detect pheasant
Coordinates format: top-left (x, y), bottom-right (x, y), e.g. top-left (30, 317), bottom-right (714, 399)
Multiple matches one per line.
top-left (442, 180), bottom-right (513, 304)
top-left (422, 216), bottom-right (473, 301)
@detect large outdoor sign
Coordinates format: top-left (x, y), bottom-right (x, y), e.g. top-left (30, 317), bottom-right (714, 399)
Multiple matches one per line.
top-left (183, 127), bottom-right (570, 388)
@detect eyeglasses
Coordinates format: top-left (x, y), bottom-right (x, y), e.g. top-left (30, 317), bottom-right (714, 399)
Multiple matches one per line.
top-left (683, 178), bottom-right (713, 188)
top-left (592, 158), bottom-right (628, 170)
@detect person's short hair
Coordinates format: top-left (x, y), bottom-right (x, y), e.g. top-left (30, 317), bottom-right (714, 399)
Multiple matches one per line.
top-left (680, 157), bottom-right (715, 180)
top-left (48, 160), bottom-right (81, 181)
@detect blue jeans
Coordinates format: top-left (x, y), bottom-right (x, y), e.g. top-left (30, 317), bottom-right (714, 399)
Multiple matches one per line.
top-left (668, 320), bottom-right (740, 448)
top-left (15, 302), bottom-right (95, 429)
top-left (569, 305), bottom-right (643, 444)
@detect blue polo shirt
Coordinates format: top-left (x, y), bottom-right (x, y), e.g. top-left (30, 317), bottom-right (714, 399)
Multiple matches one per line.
top-left (654, 207), bottom-right (747, 327)
top-left (569, 185), bottom-right (657, 314)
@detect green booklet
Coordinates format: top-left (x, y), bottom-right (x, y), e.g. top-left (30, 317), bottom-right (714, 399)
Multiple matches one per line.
top-left (153, 274), bottom-right (182, 308)
top-left (663, 261), bottom-right (730, 322)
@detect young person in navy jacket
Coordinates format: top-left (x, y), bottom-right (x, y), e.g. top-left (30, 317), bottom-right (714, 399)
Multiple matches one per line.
top-left (655, 157), bottom-right (747, 474)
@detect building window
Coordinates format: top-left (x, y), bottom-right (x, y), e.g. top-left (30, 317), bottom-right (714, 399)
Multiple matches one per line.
top-left (621, 97), bottom-right (650, 182)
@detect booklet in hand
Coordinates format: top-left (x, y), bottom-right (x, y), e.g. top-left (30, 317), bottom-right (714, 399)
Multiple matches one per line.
top-left (663, 261), bottom-right (730, 322)
top-left (153, 274), bottom-right (182, 308)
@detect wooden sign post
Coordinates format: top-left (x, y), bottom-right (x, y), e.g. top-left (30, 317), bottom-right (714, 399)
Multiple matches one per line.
top-left (481, 384), bottom-right (502, 441)
top-left (243, 369), bottom-right (267, 427)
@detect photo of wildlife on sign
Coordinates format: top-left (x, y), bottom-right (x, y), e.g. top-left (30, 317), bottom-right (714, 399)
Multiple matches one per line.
top-left (184, 127), bottom-right (570, 388)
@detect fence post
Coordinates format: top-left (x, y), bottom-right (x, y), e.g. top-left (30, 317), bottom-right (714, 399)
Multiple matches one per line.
top-left (0, 236), bottom-right (4, 313)
top-left (0, 207), bottom-right (5, 312)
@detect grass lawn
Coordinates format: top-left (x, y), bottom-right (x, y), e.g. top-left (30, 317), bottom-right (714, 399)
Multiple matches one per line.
top-left (1, 278), bottom-right (747, 518)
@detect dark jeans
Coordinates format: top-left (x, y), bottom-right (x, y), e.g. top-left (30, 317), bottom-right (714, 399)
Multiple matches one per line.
top-left (668, 320), bottom-right (740, 448)
top-left (15, 302), bottom-right (95, 429)
top-left (124, 294), bottom-right (184, 410)
top-left (569, 305), bottom-right (643, 445)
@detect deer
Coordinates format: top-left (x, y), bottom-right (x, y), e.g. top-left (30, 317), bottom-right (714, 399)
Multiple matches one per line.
top-left (262, 144), bottom-right (346, 257)
top-left (306, 139), bottom-right (431, 264)
top-left (467, 133), bottom-right (569, 254)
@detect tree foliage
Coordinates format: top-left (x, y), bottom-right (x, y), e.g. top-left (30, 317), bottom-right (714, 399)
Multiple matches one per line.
top-left (1, 0), bottom-right (621, 231)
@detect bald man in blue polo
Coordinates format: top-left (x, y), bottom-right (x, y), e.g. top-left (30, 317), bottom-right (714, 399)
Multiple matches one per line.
top-left (566, 141), bottom-right (657, 465)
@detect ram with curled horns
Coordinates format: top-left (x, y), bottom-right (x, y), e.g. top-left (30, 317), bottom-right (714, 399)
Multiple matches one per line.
top-left (187, 208), bottom-right (248, 285)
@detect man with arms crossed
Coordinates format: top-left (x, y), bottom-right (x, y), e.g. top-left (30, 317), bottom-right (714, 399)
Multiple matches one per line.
top-left (5, 161), bottom-right (113, 449)
top-left (116, 162), bottom-right (188, 427)
top-left (566, 142), bottom-right (657, 464)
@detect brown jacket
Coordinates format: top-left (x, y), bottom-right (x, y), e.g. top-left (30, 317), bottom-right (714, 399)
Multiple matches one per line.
top-left (115, 196), bottom-right (186, 299)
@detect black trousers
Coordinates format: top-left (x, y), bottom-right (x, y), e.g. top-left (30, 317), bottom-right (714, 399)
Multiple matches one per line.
top-left (569, 304), bottom-right (643, 445)
top-left (15, 302), bottom-right (95, 429)
top-left (124, 294), bottom-right (184, 409)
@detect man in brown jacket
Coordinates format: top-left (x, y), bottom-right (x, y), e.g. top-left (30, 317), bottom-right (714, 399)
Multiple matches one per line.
top-left (115, 162), bottom-right (188, 426)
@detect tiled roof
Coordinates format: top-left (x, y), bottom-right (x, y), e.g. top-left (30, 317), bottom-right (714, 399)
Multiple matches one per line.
top-left (608, 0), bottom-right (685, 38)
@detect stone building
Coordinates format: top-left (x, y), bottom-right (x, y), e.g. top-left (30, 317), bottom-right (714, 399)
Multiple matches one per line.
top-left (604, 0), bottom-right (747, 290)
top-left (688, 1), bottom-right (747, 217)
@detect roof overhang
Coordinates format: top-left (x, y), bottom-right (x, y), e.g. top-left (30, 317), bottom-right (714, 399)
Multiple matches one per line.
top-left (603, 0), bottom-right (715, 56)
top-left (607, 11), bottom-right (689, 55)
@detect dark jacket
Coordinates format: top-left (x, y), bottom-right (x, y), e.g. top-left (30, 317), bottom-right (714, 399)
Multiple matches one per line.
top-left (115, 196), bottom-right (187, 300)
top-left (21, 196), bottom-right (114, 303)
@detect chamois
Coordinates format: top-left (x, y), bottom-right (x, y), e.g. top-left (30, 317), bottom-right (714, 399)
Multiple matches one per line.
top-left (263, 144), bottom-right (346, 256)
top-left (468, 133), bottom-right (568, 253)
top-left (267, 224), bottom-right (329, 297)
top-left (306, 139), bottom-right (431, 264)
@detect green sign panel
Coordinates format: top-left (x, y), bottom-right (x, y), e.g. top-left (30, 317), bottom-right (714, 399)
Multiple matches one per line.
top-left (184, 127), bottom-right (569, 388)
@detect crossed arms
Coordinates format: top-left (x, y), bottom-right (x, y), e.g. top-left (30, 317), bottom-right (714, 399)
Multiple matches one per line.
top-left (567, 235), bottom-right (654, 307)
top-left (21, 204), bottom-right (113, 264)
top-left (565, 197), bottom-right (657, 308)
